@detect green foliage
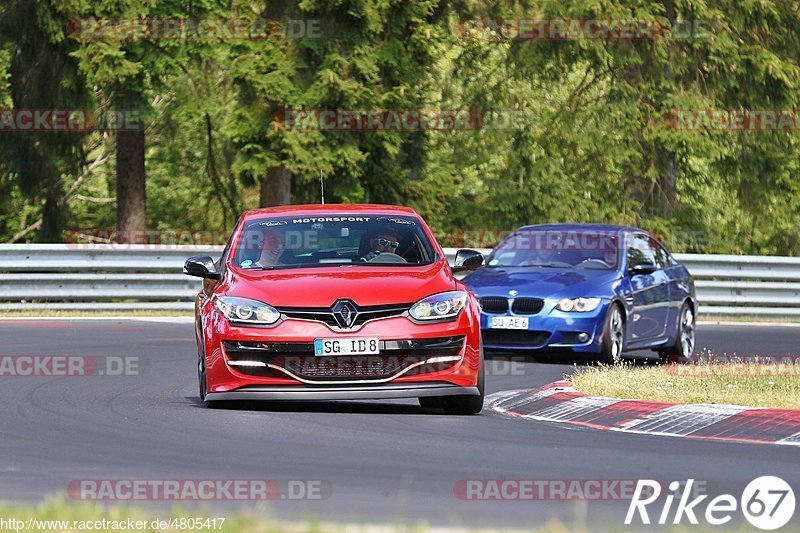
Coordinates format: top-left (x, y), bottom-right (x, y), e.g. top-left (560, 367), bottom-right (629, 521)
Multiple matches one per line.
top-left (1, 0), bottom-right (799, 254)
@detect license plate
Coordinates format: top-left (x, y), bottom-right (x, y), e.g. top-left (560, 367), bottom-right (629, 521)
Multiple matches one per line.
top-left (314, 338), bottom-right (380, 356)
top-left (490, 316), bottom-right (529, 330)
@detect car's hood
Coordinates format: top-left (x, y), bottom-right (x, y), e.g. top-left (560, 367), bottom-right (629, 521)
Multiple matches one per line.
top-left (223, 262), bottom-right (454, 307)
top-left (462, 266), bottom-right (620, 299)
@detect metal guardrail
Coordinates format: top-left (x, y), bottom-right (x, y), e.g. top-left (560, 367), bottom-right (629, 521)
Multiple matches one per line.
top-left (0, 244), bottom-right (221, 311)
top-left (1, 244), bottom-right (799, 317)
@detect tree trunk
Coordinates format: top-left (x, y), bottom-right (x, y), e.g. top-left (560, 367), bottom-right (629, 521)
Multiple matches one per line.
top-left (259, 165), bottom-right (292, 207)
top-left (116, 128), bottom-right (146, 244)
top-left (38, 185), bottom-right (66, 242)
top-left (661, 150), bottom-right (677, 217)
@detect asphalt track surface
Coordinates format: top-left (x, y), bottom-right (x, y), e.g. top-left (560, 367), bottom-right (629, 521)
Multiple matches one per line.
top-left (0, 319), bottom-right (798, 530)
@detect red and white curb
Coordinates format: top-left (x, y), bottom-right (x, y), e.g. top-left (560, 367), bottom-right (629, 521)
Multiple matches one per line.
top-left (486, 381), bottom-right (800, 446)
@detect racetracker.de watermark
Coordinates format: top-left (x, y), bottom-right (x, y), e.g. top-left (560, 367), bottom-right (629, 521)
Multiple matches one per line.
top-left (666, 109), bottom-right (800, 131)
top-left (454, 18), bottom-right (714, 41)
top-left (65, 229), bottom-right (229, 248)
top-left (67, 479), bottom-right (330, 500)
top-left (0, 109), bottom-right (142, 132)
top-left (0, 356), bottom-right (138, 377)
top-left (0, 517), bottom-right (227, 532)
top-left (272, 108), bottom-right (534, 131)
top-left (68, 18), bottom-right (325, 40)
top-left (454, 479), bottom-right (708, 501)
top-left (666, 354), bottom-right (800, 376)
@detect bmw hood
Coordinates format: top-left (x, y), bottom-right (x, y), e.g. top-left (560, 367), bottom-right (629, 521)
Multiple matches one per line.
top-left (462, 267), bottom-right (620, 300)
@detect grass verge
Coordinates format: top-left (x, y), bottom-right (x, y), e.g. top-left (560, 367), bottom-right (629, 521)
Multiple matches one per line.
top-left (0, 498), bottom-right (574, 533)
top-left (0, 497), bottom-right (778, 533)
top-left (570, 360), bottom-right (800, 409)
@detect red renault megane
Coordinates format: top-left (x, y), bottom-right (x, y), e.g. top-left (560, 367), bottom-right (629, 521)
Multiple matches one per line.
top-left (184, 204), bottom-right (486, 414)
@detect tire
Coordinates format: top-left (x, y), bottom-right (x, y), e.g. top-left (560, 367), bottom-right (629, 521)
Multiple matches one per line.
top-left (198, 350), bottom-right (220, 409)
top-left (658, 303), bottom-right (695, 364)
top-left (418, 397), bottom-right (445, 409)
top-left (598, 304), bottom-right (625, 365)
top-left (442, 351), bottom-right (485, 415)
top-left (418, 347), bottom-right (485, 414)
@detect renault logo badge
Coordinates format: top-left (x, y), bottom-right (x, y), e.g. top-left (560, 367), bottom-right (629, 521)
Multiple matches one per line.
top-left (332, 300), bottom-right (358, 328)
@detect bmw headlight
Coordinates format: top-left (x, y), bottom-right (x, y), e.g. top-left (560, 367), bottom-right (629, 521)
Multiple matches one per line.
top-left (409, 291), bottom-right (468, 321)
top-left (556, 297), bottom-right (601, 312)
top-left (216, 296), bottom-right (281, 325)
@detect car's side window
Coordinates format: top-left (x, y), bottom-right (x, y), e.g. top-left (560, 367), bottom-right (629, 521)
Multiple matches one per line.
top-left (649, 238), bottom-right (671, 269)
top-left (627, 234), bottom-right (658, 267)
top-left (218, 220), bottom-right (241, 272)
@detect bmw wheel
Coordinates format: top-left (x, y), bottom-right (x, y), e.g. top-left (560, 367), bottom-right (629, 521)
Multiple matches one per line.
top-left (599, 304), bottom-right (625, 365)
top-left (658, 303), bottom-right (695, 364)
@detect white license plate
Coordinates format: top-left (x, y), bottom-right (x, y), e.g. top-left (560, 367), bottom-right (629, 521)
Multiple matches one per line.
top-left (314, 338), bottom-right (380, 356)
top-left (490, 316), bottom-right (529, 330)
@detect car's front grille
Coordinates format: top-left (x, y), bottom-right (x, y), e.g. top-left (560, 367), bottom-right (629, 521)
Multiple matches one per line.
top-left (275, 356), bottom-right (409, 379)
top-left (481, 296), bottom-right (544, 315)
top-left (482, 330), bottom-right (550, 347)
top-left (278, 303), bottom-right (412, 329)
top-left (223, 336), bottom-right (464, 381)
top-left (511, 297), bottom-right (544, 315)
top-left (479, 297), bottom-right (509, 314)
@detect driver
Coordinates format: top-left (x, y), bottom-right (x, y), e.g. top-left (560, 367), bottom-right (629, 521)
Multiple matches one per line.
top-left (255, 230), bottom-right (286, 267)
top-left (601, 248), bottom-right (618, 267)
top-left (533, 244), bottom-right (557, 265)
top-left (361, 228), bottom-right (403, 262)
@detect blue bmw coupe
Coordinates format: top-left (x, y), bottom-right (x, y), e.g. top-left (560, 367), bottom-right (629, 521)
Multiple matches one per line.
top-left (461, 224), bottom-right (697, 364)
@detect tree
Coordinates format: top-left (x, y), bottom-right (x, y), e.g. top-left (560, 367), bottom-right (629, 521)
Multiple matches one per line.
top-left (0, 0), bottom-right (92, 241)
top-left (230, 0), bottom-right (445, 207)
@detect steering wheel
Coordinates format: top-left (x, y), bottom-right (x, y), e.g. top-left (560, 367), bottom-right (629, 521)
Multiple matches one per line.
top-left (578, 258), bottom-right (611, 268)
top-left (367, 252), bottom-right (407, 264)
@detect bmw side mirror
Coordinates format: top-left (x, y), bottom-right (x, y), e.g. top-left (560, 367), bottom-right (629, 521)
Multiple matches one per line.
top-left (183, 255), bottom-right (221, 280)
top-left (628, 261), bottom-right (657, 276)
top-left (452, 249), bottom-right (484, 273)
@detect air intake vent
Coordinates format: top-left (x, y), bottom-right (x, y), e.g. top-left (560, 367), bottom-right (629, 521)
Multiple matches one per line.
top-left (479, 297), bottom-right (509, 314)
top-left (511, 297), bottom-right (544, 315)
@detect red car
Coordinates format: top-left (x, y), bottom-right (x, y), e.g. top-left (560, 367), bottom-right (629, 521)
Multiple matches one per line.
top-left (184, 204), bottom-right (486, 414)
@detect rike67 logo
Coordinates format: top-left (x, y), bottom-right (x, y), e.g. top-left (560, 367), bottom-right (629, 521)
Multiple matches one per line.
top-left (626, 476), bottom-right (795, 530)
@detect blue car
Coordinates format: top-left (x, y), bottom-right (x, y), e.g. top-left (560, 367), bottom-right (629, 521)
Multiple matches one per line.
top-left (461, 224), bottom-right (697, 364)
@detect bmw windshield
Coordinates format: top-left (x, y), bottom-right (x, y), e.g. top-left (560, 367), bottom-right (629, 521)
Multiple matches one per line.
top-left (486, 229), bottom-right (621, 270)
top-left (231, 214), bottom-right (437, 269)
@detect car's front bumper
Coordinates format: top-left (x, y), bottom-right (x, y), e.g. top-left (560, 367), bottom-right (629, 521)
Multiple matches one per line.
top-left (480, 300), bottom-right (609, 353)
top-left (205, 382), bottom-right (480, 402)
top-left (200, 301), bottom-right (482, 395)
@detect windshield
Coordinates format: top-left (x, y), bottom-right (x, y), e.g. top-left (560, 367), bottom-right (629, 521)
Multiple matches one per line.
top-left (231, 214), bottom-right (436, 270)
top-left (486, 229), bottom-right (621, 270)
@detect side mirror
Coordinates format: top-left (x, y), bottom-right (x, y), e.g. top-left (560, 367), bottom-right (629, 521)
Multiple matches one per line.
top-left (628, 261), bottom-right (657, 276)
top-left (183, 255), bottom-right (221, 280)
top-left (452, 249), bottom-right (484, 273)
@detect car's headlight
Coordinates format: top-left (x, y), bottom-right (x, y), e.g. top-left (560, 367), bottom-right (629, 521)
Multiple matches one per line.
top-left (556, 297), bottom-right (601, 312)
top-left (409, 291), bottom-right (468, 321)
top-left (215, 296), bottom-right (281, 325)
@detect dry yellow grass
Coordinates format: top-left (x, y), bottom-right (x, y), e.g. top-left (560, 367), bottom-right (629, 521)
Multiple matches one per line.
top-left (570, 359), bottom-right (800, 409)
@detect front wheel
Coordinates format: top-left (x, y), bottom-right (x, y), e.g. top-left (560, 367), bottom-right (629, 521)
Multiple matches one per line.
top-left (420, 349), bottom-right (484, 415)
top-left (598, 304), bottom-right (625, 365)
top-left (443, 354), bottom-right (484, 415)
top-left (658, 303), bottom-right (695, 364)
top-left (198, 351), bottom-right (220, 409)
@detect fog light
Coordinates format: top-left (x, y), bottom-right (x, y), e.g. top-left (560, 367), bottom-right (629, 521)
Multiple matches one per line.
top-left (578, 333), bottom-right (589, 342)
